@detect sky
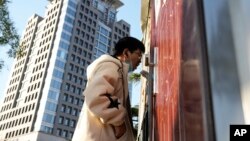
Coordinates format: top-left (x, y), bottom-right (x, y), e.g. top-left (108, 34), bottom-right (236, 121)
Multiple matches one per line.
top-left (0, 0), bottom-right (142, 106)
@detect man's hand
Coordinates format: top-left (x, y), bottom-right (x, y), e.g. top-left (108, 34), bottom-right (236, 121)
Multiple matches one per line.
top-left (113, 122), bottom-right (126, 138)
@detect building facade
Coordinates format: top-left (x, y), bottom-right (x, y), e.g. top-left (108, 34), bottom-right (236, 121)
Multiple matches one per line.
top-left (0, 0), bottom-right (130, 140)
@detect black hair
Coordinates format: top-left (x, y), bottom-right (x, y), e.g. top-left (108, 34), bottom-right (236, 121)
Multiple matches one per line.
top-left (113, 37), bottom-right (145, 56)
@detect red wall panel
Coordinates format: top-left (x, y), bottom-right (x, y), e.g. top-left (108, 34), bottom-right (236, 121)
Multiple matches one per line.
top-left (151, 0), bottom-right (183, 141)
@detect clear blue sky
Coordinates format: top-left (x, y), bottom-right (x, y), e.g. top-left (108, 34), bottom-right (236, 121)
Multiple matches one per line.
top-left (0, 0), bottom-right (142, 106)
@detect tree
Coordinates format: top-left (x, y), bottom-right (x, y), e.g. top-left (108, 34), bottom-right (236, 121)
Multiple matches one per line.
top-left (0, 0), bottom-right (20, 70)
top-left (129, 73), bottom-right (141, 83)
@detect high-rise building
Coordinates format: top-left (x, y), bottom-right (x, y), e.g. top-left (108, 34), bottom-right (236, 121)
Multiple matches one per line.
top-left (0, 0), bottom-right (130, 140)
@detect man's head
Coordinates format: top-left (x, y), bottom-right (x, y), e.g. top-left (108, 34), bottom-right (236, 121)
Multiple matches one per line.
top-left (113, 37), bottom-right (145, 71)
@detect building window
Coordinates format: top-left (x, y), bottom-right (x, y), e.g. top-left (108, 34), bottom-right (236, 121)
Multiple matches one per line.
top-left (41, 125), bottom-right (53, 134)
top-left (50, 79), bottom-right (61, 89)
top-left (61, 104), bottom-right (66, 112)
top-left (74, 98), bottom-right (79, 105)
top-left (48, 90), bottom-right (59, 101)
top-left (63, 94), bottom-right (68, 101)
top-left (58, 116), bottom-right (64, 124)
top-left (53, 69), bottom-right (64, 79)
top-left (55, 59), bottom-right (65, 69)
top-left (56, 128), bottom-right (61, 136)
top-left (65, 83), bottom-right (70, 91)
top-left (67, 73), bottom-right (72, 80)
top-left (79, 99), bottom-right (84, 106)
top-left (69, 63), bottom-right (74, 71)
top-left (64, 118), bottom-right (69, 126)
top-left (45, 101), bottom-right (57, 112)
top-left (70, 120), bottom-right (76, 127)
top-left (76, 88), bottom-right (81, 95)
top-left (79, 78), bottom-right (83, 85)
top-left (68, 132), bottom-right (73, 139)
top-left (63, 23), bottom-right (73, 33)
top-left (42, 113), bottom-right (55, 124)
top-left (69, 95), bottom-right (74, 103)
top-left (72, 108), bottom-right (78, 116)
top-left (71, 54), bottom-right (75, 61)
top-left (62, 130), bottom-right (68, 137)
top-left (61, 32), bottom-right (71, 41)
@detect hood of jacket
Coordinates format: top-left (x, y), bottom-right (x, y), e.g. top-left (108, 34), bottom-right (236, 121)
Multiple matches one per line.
top-left (87, 54), bottom-right (129, 80)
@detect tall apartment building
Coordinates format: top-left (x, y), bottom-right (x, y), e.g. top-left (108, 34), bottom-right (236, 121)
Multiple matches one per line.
top-left (0, 0), bottom-right (130, 140)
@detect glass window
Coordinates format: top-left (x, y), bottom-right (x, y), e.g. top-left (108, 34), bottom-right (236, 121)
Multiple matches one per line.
top-left (41, 125), bottom-right (53, 134)
top-left (73, 75), bottom-right (77, 83)
top-left (71, 54), bottom-right (75, 61)
top-left (74, 97), bottom-right (79, 105)
top-left (100, 27), bottom-right (109, 37)
top-left (79, 100), bottom-right (84, 106)
top-left (76, 88), bottom-right (81, 95)
top-left (42, 113), bottom-right (55, 124)
top-left (71, 86), bottom-right (75, 93)
top-left (68, 0), bottom-right (77, 8)
top-left (80, 68), bottom-right (85, 75)
top-left (76, 57), bottom-right (80, 63)
top-left (77, 48), bottom-right (82, 54)
top-left (65, 15), bottom-right (74, 24)
top-left (64, 118), bottom-right (69, 126)
top-left (74, 37), bottom-right (79, 43)
top-left (76, 28), bottom-right (80, 34)
top-left (88, 53), bottom-right (92, 60)
top-left (93, 0), bottom-right (98, 8)
top-left (72, 108), bottom-right (78, 116)
top-left (48, 90), bottom-right (59, 100)
top-left (56, 129), bottom-right (61, 136)
top-left (55, 59), bottom-right (65, 69)
top-left (50, 79), bottom-right (61, 89)
top-left (53, 69), bottom-right (64, 79)
top-left (61, 104), bottom-right (66, 112)
top-left (63, 24), bottom-right (73, 33)
top-left (58, 116), bottom-right (64, 124)
top-left (68, 96), bottom-right (73, 103)
top-left (67, 73), bottom-right (72, 80)
top-left (83, 51), bottom-right (87, 57)
top-left (70, 120), bottom-right (76, 127)
top-left (68, 132), bottom-right (73, 139)
top-left (62, 130), bottom-right (67, 137)
top-left (63, 94), bottom-right (68, 101)
top-left (69, 64), bottom-right (74, 71)
top-left (81, 59), bottom-right (85, 66)
top-left (97, 42), bottom-right (107, 51)
top-left (61, 32), bottom-right (71, 41)
top-left (79, 78), bottom-right (83, 85)
top-left (45, 101), bottom-right (57, 112)
top-left (65, 83), bottom-right (70, 91)
top-left (96, 50), bottom-right (105, 57)
top-left (99, 34), bottom-right (108, 44)
top-left (59, 41), bottom-right (69, 50)
top-left (57, 50), bottom-right (67, 60)
top-left (75, 66), bottom-right (79, 73)
top-left (66, 106), bottom-right (72, 114)
top-left (79, 13), bottom-right (83, 19)
top-left (67, 7), bottom-right (76, 17)
top-left (79, 39), bottom-right (83, 45)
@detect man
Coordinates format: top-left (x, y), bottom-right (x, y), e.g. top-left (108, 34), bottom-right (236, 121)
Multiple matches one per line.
top-left (72, 37), bottom-right (145, 141)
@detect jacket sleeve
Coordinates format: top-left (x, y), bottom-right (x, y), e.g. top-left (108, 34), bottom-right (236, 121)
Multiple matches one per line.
top-left (84, 62), bottom-right (126, 126)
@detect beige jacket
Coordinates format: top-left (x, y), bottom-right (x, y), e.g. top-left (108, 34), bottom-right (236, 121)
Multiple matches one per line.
top-left (72, 55), bottom-right (135, 141)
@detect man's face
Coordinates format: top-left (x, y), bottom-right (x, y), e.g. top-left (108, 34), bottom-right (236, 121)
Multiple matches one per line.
top-left (128, 49), bottom-right (143, 71)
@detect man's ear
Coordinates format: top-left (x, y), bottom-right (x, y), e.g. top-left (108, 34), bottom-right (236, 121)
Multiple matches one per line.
top-left (123, 48), bottom-right (129, 57)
